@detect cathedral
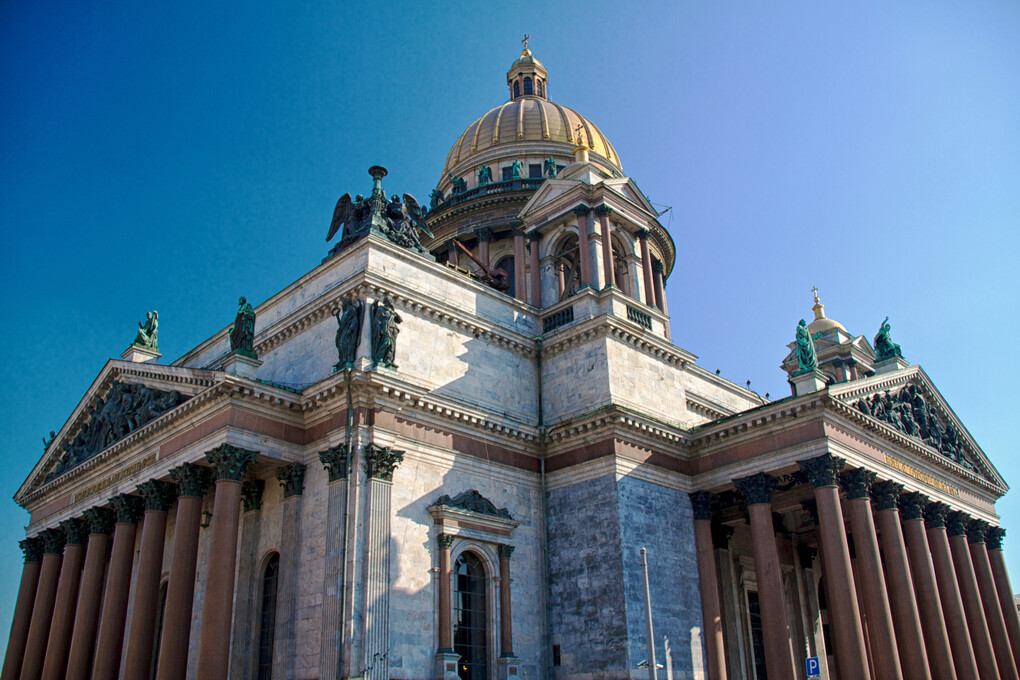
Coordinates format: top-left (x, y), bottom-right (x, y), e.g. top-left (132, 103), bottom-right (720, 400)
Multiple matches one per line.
top-left (4, 46), bottom-right (1019, 680)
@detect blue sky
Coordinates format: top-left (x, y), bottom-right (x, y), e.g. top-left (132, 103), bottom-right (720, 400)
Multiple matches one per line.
top-left (1, 0), bottom-right (1018, 637)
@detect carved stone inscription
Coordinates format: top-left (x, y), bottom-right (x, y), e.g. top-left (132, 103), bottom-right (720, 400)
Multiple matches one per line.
top-left (853, 383), bottom-right (978, 473)
top-left (47, 381), bottom-right (188, 482)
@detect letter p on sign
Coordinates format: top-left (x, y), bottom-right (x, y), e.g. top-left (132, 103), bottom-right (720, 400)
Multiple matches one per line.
top-left (806, 657), bottom-right (821, 677)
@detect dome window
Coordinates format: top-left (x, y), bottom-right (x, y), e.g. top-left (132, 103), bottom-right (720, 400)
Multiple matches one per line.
top-left (537, 80), bottom-right (544, 97)
top-left (528, 164), bottom-right (542, 179)
top-left (513, 81), bottom-right (520, 99)
top-left (524, 77), bottom-right (533, 96)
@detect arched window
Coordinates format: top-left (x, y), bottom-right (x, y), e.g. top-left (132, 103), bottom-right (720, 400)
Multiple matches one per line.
top-left (523, 77), bottom-right (533, 95)
top-left (149, 581), bottom-right (169, 680)
top-left (555, 234), bottom-right (581, 301)
top-left (537, 80), bottom-right (544, 97)
top-left (611, 235), bottom-right (631, 297)
top-left (257, 553), bottom-right (280, 680)
top-left (495, 256), bottom-right (515, 298)
top-left (454, 552), bottom-right (488, 680)
top-left (513, 81), bottom-right (520, 99)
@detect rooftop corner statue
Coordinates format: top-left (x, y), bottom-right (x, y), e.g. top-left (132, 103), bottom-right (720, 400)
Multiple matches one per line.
top-left (794, 318), bottom-right (818, 374)
top-left (132, 310), bottom-right (158, 350)
top-left (325, 166), bottom-right (434, 259)
top-left (874, 316), bottom-right (903, 362)
top-left (229, 296), bottom-right (257, 359)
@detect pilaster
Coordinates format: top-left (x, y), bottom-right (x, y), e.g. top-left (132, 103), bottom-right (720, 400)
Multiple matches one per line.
top-left (320, 444), bottom-right (349, 680)
top-left (274, 463), bottom-right (307, 679)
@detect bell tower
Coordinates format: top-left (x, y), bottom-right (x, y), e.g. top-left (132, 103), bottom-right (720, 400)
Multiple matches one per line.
top-left (507, 36), bottom-right (548, 101)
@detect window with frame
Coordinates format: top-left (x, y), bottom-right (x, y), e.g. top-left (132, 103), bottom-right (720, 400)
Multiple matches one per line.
top-left (555, 234), bottom-right (582, 301)
top-left (513, 81), bottom-right (520, 99)
top-left (528, 164), bottom-right (542, 179)
top-left (257, 553), bottom-right (280, 680)
top-left (502, 167), bottom-right (513, 182)
top-left (523, 77), bottom-right (533, 95)
top-left (495, 257), bottom-right (515, 298)
top-left (454, 552), bottom-right (488, 680)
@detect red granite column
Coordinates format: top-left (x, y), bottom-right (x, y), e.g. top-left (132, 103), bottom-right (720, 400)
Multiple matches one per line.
top-left (839, 470), bottom-right (902, 680)
top-left (40, 519), bottom-right (88, 680)
top-left (690, 491), bottom-right (728, 680)
top-left (155, 463), bottom-right (211, 680)
top-left (1, 538), bottom-right (43, 680)
top-left (19, 528), bottom-right (64, 680)
top-left (988, 528), bottom-right (1020, 672)
top-left (637, 229), bottom-right (655, 305)
top-left (121, 480), bottom-right (175, 680)
top-left (498, 545), bottom-right (515, 658)
top-left (925, 502), bottom-right (981, 680)
top-left (92, 494), bottom-right (144, 680)
top-left (596, 205), bottom-right (615, 287)
top-left (437, 534), bottom-right (454, 653)
top-left (528, 232), bottom-right (541, 307)
top-left (870, 483), bottom-right (931, 680)
top-left (195, 444), bottom-right (257, 680)
top-left (477, 227), bottom-right (492, 271)
top-left (573, 206), bottom-right (592, 287)
top-left (65, 507), bottom-right (116, 680)
top-left (947, 511), bottom-right (1002, 680)
top-left (733, 472), bottom-right (796, 679)
top-left (798, 454), bottom-right (870, 680)
top-left (899, 493), bottom-right (958, 680)
top-left (967, 519), bottom-right (1019, 680)
top-left (513, 229), bottom-right (527, 302)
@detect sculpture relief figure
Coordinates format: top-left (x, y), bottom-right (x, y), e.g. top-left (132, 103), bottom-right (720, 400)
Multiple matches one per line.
top-left (794, 319), bottom-right (817, 374)
top-left (430, 188), bottom-right (444, 209)
top-left (42, 431), bottom-right (56, 449)
top-left (133, 311), bottom-right (159, 350)
top-left (874, 316), bottom-right (903, 362)
top-left (334, 298), bottom-right (364, 369)
top-left (370, 296), bottom-right (402, 368)
top-left (478, 165), bottom-right (492, 186)
top-left (229, 296), bottom-right (257, 357)
top-left (511, 158), bottom-right (523, 179)
top-left (545, 156), bottom-right (557, 177)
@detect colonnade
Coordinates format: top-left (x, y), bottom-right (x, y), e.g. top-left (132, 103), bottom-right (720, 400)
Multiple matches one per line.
top-left (692, 452), bottom-right (1020, 680)
top-left (2, 444), bottom-right (261, 680)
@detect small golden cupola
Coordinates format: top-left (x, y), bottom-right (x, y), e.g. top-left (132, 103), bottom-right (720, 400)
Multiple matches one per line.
top-left (507, 36), bottom-right (548, 100)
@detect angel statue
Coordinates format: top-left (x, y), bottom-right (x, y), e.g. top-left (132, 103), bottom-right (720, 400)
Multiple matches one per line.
top-left (133, 311), bottom-right (159, 350)
top-left (874, 316), bottom-right (903, 362)
top-left (511, 158), bottom-right (523, 179)
top-left (229, 296), bottom-right (257, 358)
top-left (326, 193), bottom-right (368, 246)
top-left (478, 165), bottom-right (492, 186)
top-left (794, 319), bottom-right (817, 374)
top-left (334, 297), bottom-right (364, 369)
top-left (371, 296), bottom-right (402, 368)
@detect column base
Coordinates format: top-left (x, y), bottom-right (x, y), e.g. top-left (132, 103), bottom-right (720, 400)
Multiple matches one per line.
top-left (497, 656), bottom-right (521, 680)
top-left (792, 368), bottom-right (827, 395)
top-left (121, 344), bottom-right (161, 363)
top-left (874, 356), bottom-right (909, 374)
top-left (435, 651), bottom-right (461, 680)
top-left (219, 351), bottom-right (262, 379)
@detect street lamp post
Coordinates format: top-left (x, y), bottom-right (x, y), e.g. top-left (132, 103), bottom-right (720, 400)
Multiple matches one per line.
top-left (640, 547), bottom-right (658, 680)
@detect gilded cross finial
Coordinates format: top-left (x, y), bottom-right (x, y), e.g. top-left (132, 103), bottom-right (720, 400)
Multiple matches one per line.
top-left (521, 34), bottom-right (531, 52)
top-left (574, 123), bottom-right (586, 145)
top-left (812, 286), bottom-right (820, 304)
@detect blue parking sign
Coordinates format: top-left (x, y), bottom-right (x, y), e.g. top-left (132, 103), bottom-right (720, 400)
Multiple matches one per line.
top-left (806, 657), bottom-right (821, 677)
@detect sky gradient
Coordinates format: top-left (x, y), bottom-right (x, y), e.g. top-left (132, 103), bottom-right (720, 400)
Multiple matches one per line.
top-left (1, 0), bottom-right (1018, 643)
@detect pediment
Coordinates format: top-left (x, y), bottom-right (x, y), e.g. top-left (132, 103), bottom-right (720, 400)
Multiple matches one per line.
top-left (18, 360), bottom-right (218, 502)
top-left (831, 366), bottom-right (1005, 491)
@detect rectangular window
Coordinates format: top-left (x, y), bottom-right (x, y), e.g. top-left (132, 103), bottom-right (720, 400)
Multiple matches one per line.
top-left (529, 164), bottom-right (542, 179)
top-left (502, 167), bottom-right (513, 181)
top-left (552, 644), bottom-right (561, 667)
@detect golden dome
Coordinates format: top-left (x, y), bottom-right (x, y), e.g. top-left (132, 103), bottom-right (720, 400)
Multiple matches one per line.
top-left (440, 99), bottom-right (621, 180)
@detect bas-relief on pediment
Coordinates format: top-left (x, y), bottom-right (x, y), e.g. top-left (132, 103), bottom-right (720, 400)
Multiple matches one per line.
top-left (834, 375), bottom-right (995, 484)
top-left (44, 380), bottom-right (189, 484)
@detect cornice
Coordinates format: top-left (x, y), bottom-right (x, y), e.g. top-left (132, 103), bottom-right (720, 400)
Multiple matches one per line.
top-left (543, 403), bottom-right (690, 452)
top-left (541, 314), bottom-right (696, 366)
top-left (689, 395), bottom-right (826, 453)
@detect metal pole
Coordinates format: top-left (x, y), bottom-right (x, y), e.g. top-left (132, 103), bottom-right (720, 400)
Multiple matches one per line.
top-left (640, 547), bottom-right (658, 680)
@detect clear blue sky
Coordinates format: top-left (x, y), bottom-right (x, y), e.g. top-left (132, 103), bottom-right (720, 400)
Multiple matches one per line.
top-left (1, 0), bottom-right (1018, 635)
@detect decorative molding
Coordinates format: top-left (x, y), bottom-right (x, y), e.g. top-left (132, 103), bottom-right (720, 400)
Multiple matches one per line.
top-left (276, 463), bottom-right (307, 498)
top-left (83, 506), bottom-right (116, 536)
top-left (40, 528), bottom-right (66, 554)
top-left (839, 467), bottom-right (876, 500)
top-left (20, 537), bottom-right (43, 563)
top-left (945, 510), bottom-right (969, 537)
top-left (870, 480), bottom-right (904, 511)
top-left (689, 491), bottom-right (714, 521)
top-left (205, 444), bottom-right (258, 482)
top-left (364, 443), bottom-right (404, 482)
top-left (986, 526), bottom-right (1005, 550)
top-left (437, 533), bottom-right (455, 549)
top-left (169, 463), bottom-right (211, 498)
top-left (798, 453), bottom-right (846, 488)
top-left (431, 490), bottom-right (513, 520)
top-left (498, 544), bottom-right (516, 559)
top-left (966, 518), bottom-right (989, 545)
top-left (319, 444), bottom-right (349, 483)
top-left (241, 479), bottom-right (265, 513)
top-left (137, 480), bottom-right (176, 513)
